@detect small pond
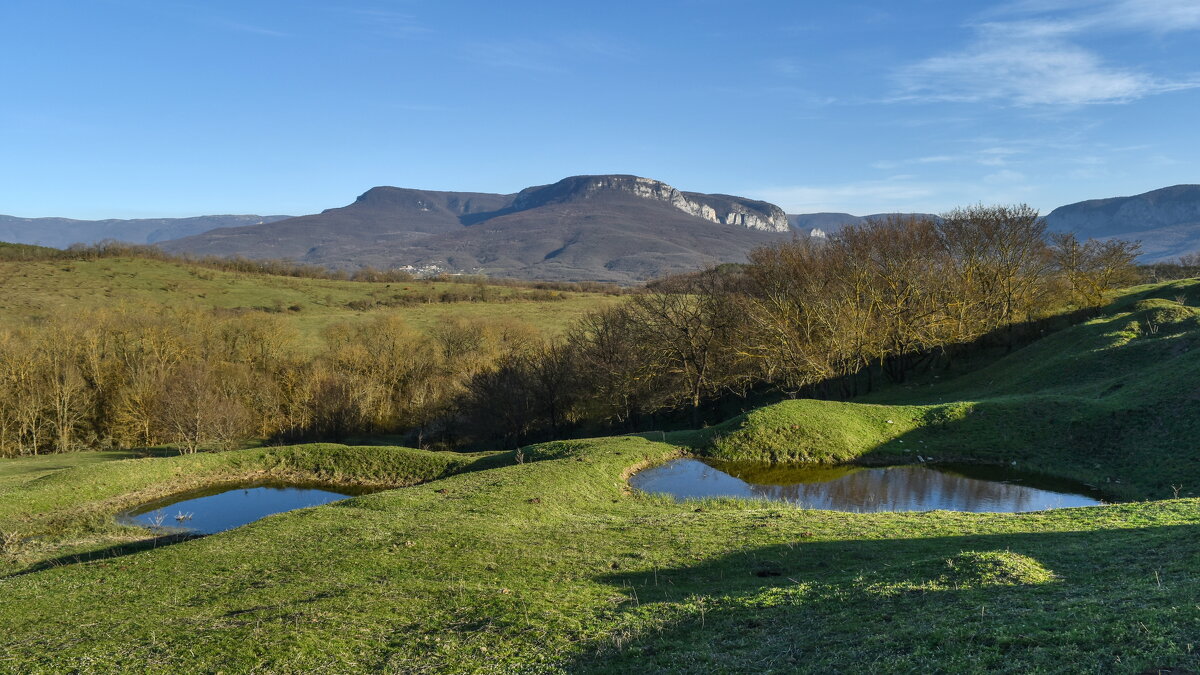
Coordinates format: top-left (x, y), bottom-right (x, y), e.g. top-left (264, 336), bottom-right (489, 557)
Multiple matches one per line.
top-left (122, 481), bottom-right (376, 535)
top-left (630, 459), bottom-right (1105, 513)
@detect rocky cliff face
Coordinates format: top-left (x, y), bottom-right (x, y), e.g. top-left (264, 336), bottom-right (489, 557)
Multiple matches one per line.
top-left (513, 175), bottom-right (790, 233)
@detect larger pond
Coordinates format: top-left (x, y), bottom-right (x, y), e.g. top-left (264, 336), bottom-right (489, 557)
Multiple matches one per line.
top-left (122, 481), bottom-right (376, 535)
top-left (630, 459), bottom-right (1105, 513)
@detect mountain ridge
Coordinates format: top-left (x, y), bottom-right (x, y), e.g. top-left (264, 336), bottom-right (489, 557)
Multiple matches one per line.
top-left (159, 174), bottom-right (797, 283)
top-left (0, 214), bottom-right (292, 249)
top-left (1045, 184), bottom-right (1200, 262)
top-left (10, 180), bottom-right (1200, 280)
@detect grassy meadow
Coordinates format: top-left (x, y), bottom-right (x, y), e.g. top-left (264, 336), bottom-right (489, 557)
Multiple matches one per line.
top-left (0, 256), bottom-right (619, 344)
top-left (2, 279), bottom-right (1200, 672)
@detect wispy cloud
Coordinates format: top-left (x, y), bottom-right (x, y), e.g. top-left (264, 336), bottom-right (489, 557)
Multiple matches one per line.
top-left (992, 0), bottom-right (1200, 33)
top-left (871, 148), bottom-right (1024, 171)
top-left (984, 169), bottom-right (1026, 184)
top-left (870, 155), bottom-right (958, 170)
top-left (458, 40), bottom-right (565, 73)
top-left (747, 172), bottom-right (1042, 215)
top-left (895, 1), bottom-right (1200, 106)
top-left (978, 147), bottom-right (1023, 166)
top-left (218, 20), bottom-right (289, 38)
top-left (458, 34), bottom-right (635, 73)
top-left (749, 177), bottom-right (942, 213)
top-left (770, 58), bottom-right (804, 78)
top-left (142, 2), bottom-right (291, 38)
top-left (1100, 0), bottom-right (1200, 32)
top-left (390, 102), bottom-right (454, 112)
top-left (344, 8), bottom-right (431, 38)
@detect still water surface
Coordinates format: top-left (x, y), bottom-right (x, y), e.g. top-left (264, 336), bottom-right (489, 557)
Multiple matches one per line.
top-left (630, 459), bottom-right (1104, 513)
top-left (123, 482), bottom-right (369, 534)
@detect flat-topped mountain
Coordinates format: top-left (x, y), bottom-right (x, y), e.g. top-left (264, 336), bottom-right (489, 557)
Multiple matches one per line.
top-left (160, 175), bottom-right (795, 283)
top-left (0, 214), bottom-right (292, 249)
top-left (1045, 185), bottom-right (1200, 262)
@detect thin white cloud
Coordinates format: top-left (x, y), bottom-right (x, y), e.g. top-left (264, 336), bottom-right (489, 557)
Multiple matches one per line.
top-left (749, 178), bottom-right (941, 213)
top-left (748, 173), bottom-right (1041, 215)
top-left (988, 0), bottom-right (1200, 33)
top-left (458, 34), bottom-right (635, 73)
top-left (390, 103), bottom-right (454, 112)
top-left (219, 21), bottom-right (289, 38)
top-left (898, 34), bottom-right (1191, 105)
top-left (984, 169), bottom-right (1026, 184)
top-left (458, 40), bottom-right (565, 73)
top-left (770, 58), bottom-right (804, 77)
top-left (978, 147), bottom-right (1023, 166)
top-left (895, 1), bottom-right (1200, 106)
top-left (871, 149), bottom-right (1024, 171)
top-left (346, 9), bottom-right (431, 37)
top-left (871, 155), bottom-right (958, 170)
top-left (1092, 0), bottom-right (1200, 32)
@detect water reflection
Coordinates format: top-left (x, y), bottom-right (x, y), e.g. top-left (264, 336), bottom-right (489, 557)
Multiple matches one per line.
top-left (630, 459), bottom-right (1104, 513)
top-left (122, 482), bottom-right (370, 535)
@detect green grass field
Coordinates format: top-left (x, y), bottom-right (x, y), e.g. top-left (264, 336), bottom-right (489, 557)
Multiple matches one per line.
top-left (0, 257), bottom-right (618, 343)
top-left (2, 280), bottom-right (1200, 672)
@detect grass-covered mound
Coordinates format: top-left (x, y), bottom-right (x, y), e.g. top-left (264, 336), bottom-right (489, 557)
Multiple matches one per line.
top-left (0, 436), bottom-right (1198, 672)
top-left (0, 444), bottom-right (509, 557)
top-left (695, 280), bottom-right (1200, 500)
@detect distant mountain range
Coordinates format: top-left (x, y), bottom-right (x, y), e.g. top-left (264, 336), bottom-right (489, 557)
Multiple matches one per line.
top-left (0, 214), bottom-right (292, 249)
top-left (787, 212), bottom-right (940, 237)
top-left (160, 175), bottom-right (797, 283)
top-left (4, 178), bottom-right (1199, 281)
top-left (1044, 185), bottom-right (1200, 262)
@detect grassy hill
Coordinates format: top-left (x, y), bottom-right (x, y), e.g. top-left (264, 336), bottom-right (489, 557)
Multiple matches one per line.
top-left (0, 256), bottom-right (619, 344)
top-left (2, 280), bottom-right (1200, 672)
top-left (687, 278), bottom-right (1200, 501)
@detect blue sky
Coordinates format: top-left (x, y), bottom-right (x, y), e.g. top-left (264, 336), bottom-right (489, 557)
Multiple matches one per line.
top-left (1, 0), bottom-right (1197, 219)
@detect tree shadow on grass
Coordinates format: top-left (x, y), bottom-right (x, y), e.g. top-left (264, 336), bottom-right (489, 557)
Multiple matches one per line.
top-left (568, 522), bottom-right (1200, 674)
top-left (2, 532), bottom-right (204, 580)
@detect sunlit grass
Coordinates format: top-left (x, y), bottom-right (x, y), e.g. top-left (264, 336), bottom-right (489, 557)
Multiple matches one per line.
top-left (0, 257), bottom-right (620, 345)
top-left (3, 281), bottom-right (1200, 671)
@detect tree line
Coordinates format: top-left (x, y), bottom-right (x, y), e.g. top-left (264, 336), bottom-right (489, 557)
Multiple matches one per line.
top-left (0, 206), bottom-right (1142, 456)
top-left (0, 304), bottom-right (545, 456)
top-left (452, 206), bottom-right (1142, 446)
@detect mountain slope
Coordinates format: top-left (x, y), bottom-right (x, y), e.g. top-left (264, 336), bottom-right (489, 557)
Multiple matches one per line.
top-left (1045, 184), bottom-right (1200, 261)
top-left (162, 175), bottom-right (795, 283)
top-left (787, 212), bottom-right (940, 236)
top-left (0, 214), bottom-right (292, 248)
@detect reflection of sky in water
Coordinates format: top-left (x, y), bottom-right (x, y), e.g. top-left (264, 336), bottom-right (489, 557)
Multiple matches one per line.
top-left (125, 486), bottom-right (352, 535)
top-left (629, 459), bottom-right (1103, 513)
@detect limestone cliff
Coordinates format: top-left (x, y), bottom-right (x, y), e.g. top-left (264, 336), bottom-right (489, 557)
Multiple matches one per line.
top-left (512, 175), bottom-right (790, 233)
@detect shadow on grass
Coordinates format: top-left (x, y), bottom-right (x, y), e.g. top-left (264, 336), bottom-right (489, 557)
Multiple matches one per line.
top-left (569, 521), bottom-right (1200, 673)
top-left (2, 532), bottom-right (204, 580)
